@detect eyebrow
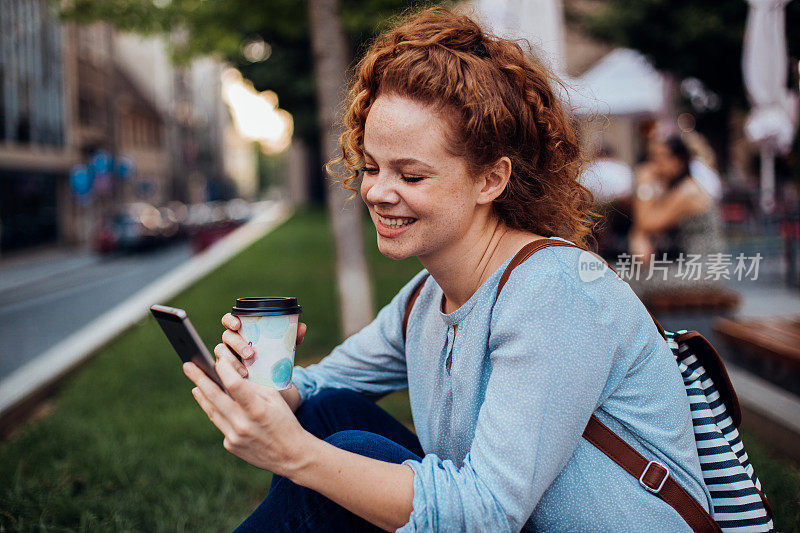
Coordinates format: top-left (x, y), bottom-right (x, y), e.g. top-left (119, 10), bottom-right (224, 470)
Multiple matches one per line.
top-left (363, 151), bottom-right (436, 173)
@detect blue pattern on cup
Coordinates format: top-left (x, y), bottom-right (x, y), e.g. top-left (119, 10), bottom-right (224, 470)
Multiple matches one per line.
top-left (262, 314), bottom-right (291, 339)
top-left (240, 317), bottom-right (261, 344)
top-left (271, 357), bottom-right (293, 388)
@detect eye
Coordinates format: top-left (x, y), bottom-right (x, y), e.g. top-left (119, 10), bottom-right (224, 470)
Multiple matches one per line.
top-left (361, 166), bottom-right (378, 175)
top-left (401, 175), bottom-right (425, 183)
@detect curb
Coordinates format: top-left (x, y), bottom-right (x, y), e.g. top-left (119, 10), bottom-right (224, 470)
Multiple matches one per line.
top-left (0, 201), bottom-right (292, 423)
top-left (728, 363), bottom-right (800, 461)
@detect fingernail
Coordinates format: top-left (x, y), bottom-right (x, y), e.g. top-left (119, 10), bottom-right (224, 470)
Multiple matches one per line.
top-left (243, 346), bottom-right (254, 357)
top-left (238, 367), bottom-right (248, 378)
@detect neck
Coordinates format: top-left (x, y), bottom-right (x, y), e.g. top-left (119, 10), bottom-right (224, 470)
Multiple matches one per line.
top-left (420, 214), bottom-right (538, 314)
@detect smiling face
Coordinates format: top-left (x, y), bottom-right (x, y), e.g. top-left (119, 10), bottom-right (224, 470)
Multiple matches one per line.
top-left (360, 94), bottom-right (487, 261)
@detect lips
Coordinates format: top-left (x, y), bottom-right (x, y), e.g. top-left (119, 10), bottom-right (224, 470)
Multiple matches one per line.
top-left (376, 214), bottom-right (416, 228)
top-left (374, 212), bottom-right (417, 238)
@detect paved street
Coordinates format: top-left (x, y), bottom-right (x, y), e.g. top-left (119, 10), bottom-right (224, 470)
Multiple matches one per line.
top-left (0, 243), bottom-right (193, 380)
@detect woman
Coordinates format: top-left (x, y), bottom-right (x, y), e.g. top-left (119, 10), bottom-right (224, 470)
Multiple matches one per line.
top-left (182, 8), bottom-right (711, 531)
top-left (628, 136), bottom-right (726, 296)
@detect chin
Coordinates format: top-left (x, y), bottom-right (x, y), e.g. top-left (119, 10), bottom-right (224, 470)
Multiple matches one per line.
top-left (376, 238), bottom-right (413, 261)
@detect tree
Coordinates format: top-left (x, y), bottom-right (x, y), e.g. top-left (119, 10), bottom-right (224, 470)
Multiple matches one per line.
top-left (58, 0), bottom-right (421, 335)
top-left (58, 0), bottom-right (417, 143)
top-left (308, 0), bottom-right (374, 336)
top-left (583, 1), bottom-right (799, 106)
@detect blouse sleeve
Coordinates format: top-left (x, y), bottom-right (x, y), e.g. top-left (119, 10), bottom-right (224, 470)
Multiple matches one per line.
top-left (398, 254), bottom-right (628, 532)
top-left (291, 270), bottom-right (428, 403)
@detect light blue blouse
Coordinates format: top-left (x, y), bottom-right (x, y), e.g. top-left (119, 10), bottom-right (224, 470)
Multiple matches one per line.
top-left (291, 242), bottom-right (712, 532)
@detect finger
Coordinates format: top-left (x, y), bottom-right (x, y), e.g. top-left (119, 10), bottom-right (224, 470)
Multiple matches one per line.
top-left (215, 356), bottom-right (272, 414)
top-left (296, 322), bottom-right (307, 348)
top-left (183, 361), bottom-right (244, 421)
top-left (214, 343), bottom-right (248, 378)
top-left (191, 386), bottom-right (236, 436)
top-left (222, 313), bottom-right (241, 331)
top-left (222, 329), bottom-right (255, 359)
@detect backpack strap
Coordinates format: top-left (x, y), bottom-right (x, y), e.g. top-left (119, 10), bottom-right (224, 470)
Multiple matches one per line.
top-left (496, 238), bottom-right (578, 297)
top-left (497, 238), bottom-right (667, 340)
top-left (403, 239), bottom-right (668, 341)
top-left (401, 239), bottom-right (717, 531)
top-left (495, 240), bottom-right (718, 531)
top-left (583, 417), bottom-right (721, 532)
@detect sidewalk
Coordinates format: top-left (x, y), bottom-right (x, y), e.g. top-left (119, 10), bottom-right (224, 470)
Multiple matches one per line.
top-left (0, 201), bottom-right (291, 427)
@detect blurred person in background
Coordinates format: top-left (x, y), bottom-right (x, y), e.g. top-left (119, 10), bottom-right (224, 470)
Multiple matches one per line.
top-left (684, 131), bottom-right (723, 203)
top-left (628, 135), bottom-right (726, 297)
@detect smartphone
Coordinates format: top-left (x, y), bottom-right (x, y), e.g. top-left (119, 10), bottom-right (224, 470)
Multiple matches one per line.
top-left (150, 304), bottom-right (228, 393)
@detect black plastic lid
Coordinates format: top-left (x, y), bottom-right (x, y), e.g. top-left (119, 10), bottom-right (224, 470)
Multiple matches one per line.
top-left (232, 297), bottom-right (302, 316)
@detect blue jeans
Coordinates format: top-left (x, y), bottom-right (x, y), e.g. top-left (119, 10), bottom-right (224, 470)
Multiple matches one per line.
top-left (233, 388), bottom-right (424, 532)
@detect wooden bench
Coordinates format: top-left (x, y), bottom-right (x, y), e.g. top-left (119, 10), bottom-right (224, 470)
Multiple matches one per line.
top-left (713, 315), bottom-right (800, 370)
top-left (641, 287), bottom-right (741, 313)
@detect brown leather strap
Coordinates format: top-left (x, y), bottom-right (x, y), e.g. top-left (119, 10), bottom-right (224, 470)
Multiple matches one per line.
top-left (496, 239), bottom-right (668, 341)
top-left (401, 240), bottom-right (717, 530)
top-left (496, 240), bottom-right (716, 530)
top-left (402, 276), bottom-right (428, 342)
top-left (584, 416), bottom-right (720, 533)
top-left (647, 308), bottom-right (667, 340)
top-left (496, 239), bottom-right (577, 297)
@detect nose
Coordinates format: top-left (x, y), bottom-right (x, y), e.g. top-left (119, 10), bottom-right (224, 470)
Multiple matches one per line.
top-left (362, 171), bottom-right (400, 206)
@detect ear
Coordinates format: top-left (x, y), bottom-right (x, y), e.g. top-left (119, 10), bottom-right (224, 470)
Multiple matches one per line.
top-left (476, 156), bottom-right (512, 205)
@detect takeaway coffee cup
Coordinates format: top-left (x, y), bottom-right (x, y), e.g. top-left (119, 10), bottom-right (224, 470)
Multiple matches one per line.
top-left (231, 297), bottom-right (302, 389)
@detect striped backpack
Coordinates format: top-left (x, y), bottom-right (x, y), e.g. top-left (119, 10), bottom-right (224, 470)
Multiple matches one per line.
top-left (403, 239), bottom-right (775, 532)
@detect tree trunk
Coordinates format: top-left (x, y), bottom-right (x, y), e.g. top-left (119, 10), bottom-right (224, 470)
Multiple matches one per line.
top-left (307, 0), bottom-right (375, 337)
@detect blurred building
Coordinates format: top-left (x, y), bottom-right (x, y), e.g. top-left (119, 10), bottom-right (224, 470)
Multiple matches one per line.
top-left (0, 0), bottom-right (76, 253)
top-left (63, 23), bottom-right (172, 245)
top-left (0, 2), bottom-right (255, 255)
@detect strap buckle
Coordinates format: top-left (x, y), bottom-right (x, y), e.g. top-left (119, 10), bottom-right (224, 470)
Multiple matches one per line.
top-left (639, 460), bottom-right (670, 494)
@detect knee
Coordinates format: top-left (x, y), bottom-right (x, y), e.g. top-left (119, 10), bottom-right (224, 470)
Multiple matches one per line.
top-left (324, 431), bottom-right (420, 465)
top-left (302, 388), bottom-right (364, 408)
top-left (324, 430), bottom-right (380, 456)
top-left (303, 389), bottom-right (363, 405)
top-left (295, 388), bottom-right (366, 425)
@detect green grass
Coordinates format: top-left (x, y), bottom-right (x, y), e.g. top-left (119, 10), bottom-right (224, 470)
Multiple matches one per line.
top-left (0, 209), bottom-right (421, 532)
top-left (1, 208), bottom-right (798, 531)
top-left (741, 430), bottom-right (800, 531)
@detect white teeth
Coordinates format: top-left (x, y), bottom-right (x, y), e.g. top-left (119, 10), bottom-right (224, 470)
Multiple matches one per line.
top-left (378, 215), bottom-right (416, 228)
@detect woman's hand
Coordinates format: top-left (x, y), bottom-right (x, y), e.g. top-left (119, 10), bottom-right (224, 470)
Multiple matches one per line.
top-left (183, 356), bottom-right (314, 477)
top-left (216, 313), bottom-right (306, 412)
top-left (217, 313), bottom-right (307, 375)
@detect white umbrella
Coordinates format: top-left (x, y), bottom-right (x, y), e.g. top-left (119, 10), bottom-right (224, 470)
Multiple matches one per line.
top-left (742, 0), bottom-right (798, 212)
top-left (563, 48), bottom-right (667, 117)
top-left (472, 0), bottom-right (566, 72)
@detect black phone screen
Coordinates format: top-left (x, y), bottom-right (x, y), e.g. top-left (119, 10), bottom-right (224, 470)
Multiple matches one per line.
top-left (150, 305), bottom-right (227, 393)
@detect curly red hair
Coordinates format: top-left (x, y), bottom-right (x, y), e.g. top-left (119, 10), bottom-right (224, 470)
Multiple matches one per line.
top-left (329, 6), bottom-right (597, 247)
